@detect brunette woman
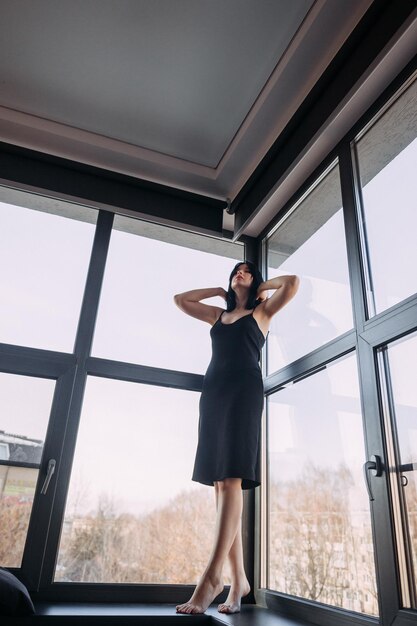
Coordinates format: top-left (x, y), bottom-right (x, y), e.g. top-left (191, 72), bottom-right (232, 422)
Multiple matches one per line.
top-left (174, 261), bottom-right (299, 614)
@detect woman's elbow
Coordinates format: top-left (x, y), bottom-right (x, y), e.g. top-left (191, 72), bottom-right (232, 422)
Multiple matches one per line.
top-left (174, 293), bottom-right (186, 309)
top-left (288, 275), bottom-right (300, 293)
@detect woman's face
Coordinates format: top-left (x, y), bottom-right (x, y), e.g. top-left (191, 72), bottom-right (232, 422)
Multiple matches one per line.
top-left (231, 263), bottom-right (253, 290)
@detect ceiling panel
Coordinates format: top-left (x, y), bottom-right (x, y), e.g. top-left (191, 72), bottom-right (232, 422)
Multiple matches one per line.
top-left (0, 0), bottom-right (313, 166)
top-left (0, 0), bottom-right (382, 216)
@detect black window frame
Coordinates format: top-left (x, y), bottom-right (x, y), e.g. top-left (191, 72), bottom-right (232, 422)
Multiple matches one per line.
top-left (0, 200), bottom-right (251, 604)
top-left (0, 18), bottom-right (414, 622)
top-left (256, 58), bottom-right (417, 626)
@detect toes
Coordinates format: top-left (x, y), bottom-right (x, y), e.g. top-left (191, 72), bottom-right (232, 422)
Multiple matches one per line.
top-left (218, 603), bottom-right (239, 614)
top-left (176, 601), bottom-right (205, 615)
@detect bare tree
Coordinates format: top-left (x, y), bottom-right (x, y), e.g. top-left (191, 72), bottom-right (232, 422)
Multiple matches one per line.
top-left (269, 464), bottom-right (377, 613)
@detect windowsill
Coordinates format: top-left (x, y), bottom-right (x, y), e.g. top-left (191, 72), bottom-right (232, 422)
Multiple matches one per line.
top-left (7, 602), bottom-right (316, 625)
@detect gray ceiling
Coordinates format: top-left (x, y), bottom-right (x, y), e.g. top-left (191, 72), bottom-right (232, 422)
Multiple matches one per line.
top-left (0, 0), bottom-right (314, 166)
top-left (0, 0), bottom-right (376, 212)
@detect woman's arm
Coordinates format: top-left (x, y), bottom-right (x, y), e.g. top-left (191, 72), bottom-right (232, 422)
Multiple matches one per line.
top-left (256, 275), bottom-right (299, 319)
top-left (174, 287), bottom-right (227, 325)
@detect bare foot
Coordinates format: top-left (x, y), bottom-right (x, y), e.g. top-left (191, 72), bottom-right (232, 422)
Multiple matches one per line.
top-left (176, 572), bottom-right (224, 614)
top-left (217, 578), bottom-right (250, 614)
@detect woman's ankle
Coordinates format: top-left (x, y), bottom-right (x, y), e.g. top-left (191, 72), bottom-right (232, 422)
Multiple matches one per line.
top-left (203, 567), bottom-right (223, 588)
top-left (230, 572), bottom-right (249, 588)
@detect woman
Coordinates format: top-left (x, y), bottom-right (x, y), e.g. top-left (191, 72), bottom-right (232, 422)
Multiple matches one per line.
top-left (174, 261), bottom-right (299, 615)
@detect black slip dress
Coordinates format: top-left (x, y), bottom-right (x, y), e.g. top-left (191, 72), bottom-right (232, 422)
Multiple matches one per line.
top-left (192, 309), bottom-right (265, 490)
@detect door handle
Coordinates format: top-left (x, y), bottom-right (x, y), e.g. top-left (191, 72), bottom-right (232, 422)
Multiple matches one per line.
top-left (363, 455), bottom-right (382, 501)
top-left (40, 459), bottom-right (56, 495)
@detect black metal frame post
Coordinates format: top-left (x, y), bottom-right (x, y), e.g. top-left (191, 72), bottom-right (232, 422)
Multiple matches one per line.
top-left (36, 210), bottom-right (114, 589)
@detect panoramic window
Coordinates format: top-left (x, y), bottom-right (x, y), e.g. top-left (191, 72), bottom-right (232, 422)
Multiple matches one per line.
top-left (265, 164), bottom-right (353, 373)
top-left (0, 372), bottom-right (55, 567)
top-left (92, 215), bottom-right (243, 373)
top-left (379, 331), bottom-right (417, 608)
top-left (55, 377), bottom-right (227, 584)
top-left (355, 76), bottom-right (417, 315)
top-left (0, 188), bottom-right (97, 352)
top-left (266, 353), bottom-right (377, 615)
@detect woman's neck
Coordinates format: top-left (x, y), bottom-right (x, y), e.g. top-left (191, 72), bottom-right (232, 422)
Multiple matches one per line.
top-left (234, 291), bottom-right (249, 310)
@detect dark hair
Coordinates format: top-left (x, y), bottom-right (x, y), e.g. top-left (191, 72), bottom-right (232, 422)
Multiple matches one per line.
top-left (226, 261), bottom-right (264, 312)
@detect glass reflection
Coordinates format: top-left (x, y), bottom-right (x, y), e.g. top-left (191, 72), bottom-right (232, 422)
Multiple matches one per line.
top-left (385, 332), bottom-right (417, 607)
top-left (267, 354), bottom-right (377, 615)
top-left (356, 78), bottom-right (417, 314)
top-left (266, 165), bottom-right (353, 372)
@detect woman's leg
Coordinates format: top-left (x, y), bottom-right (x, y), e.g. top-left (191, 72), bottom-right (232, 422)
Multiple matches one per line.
top-left (176, 478), bottom-right (243, 614)
top-left (217, 524), bottom-right (250, 613)
top-left (216, 486), bottom-right (250, 614)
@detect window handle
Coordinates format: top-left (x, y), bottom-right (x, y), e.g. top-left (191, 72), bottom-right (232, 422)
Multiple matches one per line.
top-left (363, 455), bottom-right (382, 501)
top-left (399, 462), bottom-right (417, 472)
top-left (40, 459), bottom-right (56, 495)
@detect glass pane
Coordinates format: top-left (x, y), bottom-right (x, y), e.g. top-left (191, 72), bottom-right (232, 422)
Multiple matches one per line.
top-left (92, 216), bottom-right (243, 373)
top-left (266, 164), bottom-right (353, 372)
top-left (267, 354), bottom-right (378, 615)
top-left (56, 377), bottom-right (225, 584)
top-left (384, 332), bottom-right (417, 607)
top-left (0, 189), bottom-right (97, 352)
top-left (356, 77), bottom-right (417, 315)
top-left (0, 373), bottom-right (55, 567)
